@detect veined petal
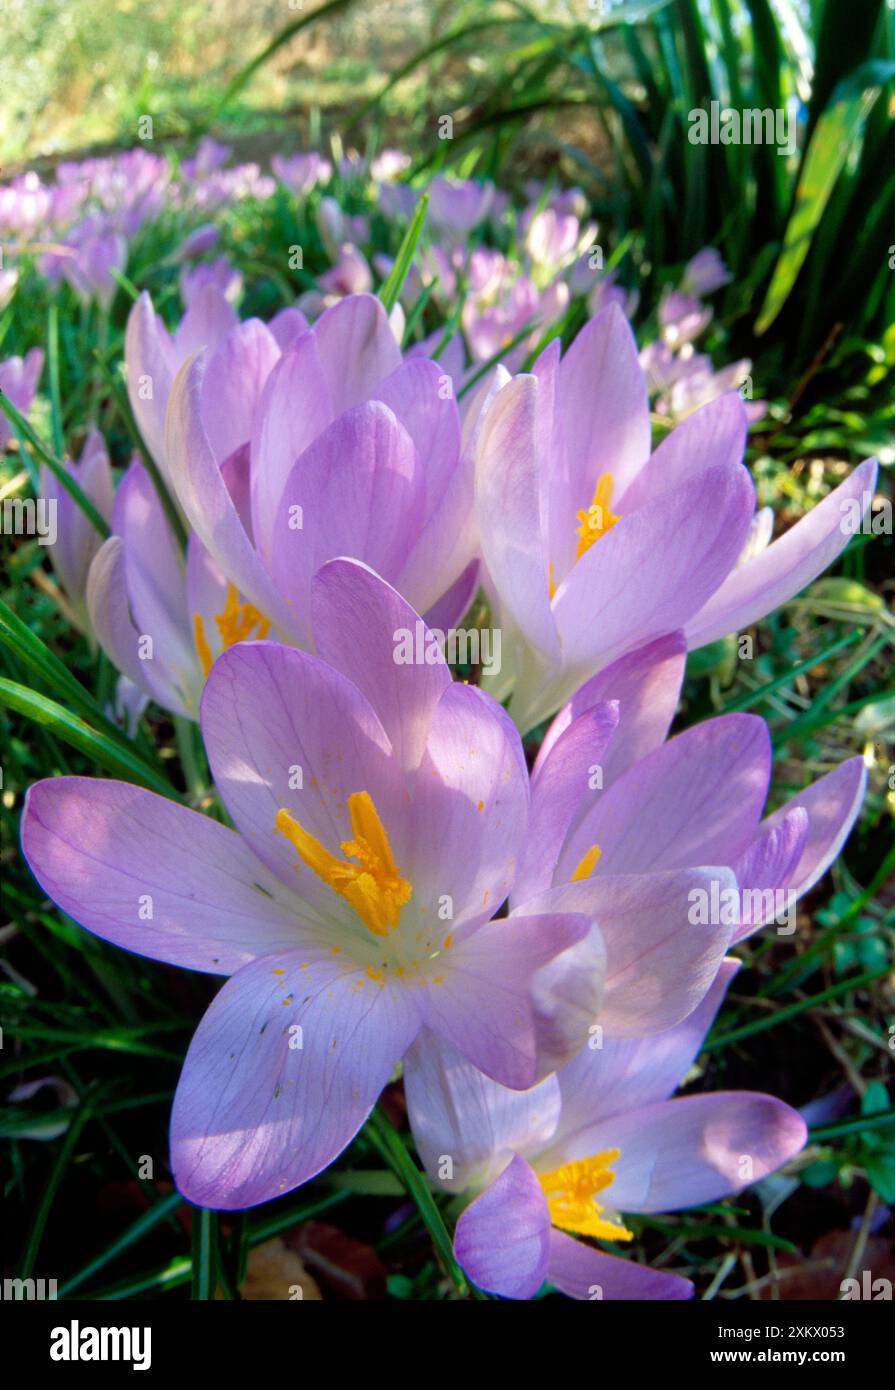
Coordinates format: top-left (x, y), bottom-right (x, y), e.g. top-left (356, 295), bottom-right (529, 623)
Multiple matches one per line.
top-left (171, 949), bottom-right (420, 1208)
top-left (685, 458), bottom-right (879, 649)
top-left (454, 1154), bottom-right (551, 1299)
top-left (547, 1230), bottom-right (693, 1301)
top-left (21, 778), bottom-right (301, 974)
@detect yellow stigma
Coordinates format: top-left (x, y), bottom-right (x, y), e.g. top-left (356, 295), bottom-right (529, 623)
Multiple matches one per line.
top-left (571, 843), bottom-right (602, 881)
top-left (275, 791), bottom-right (412, 938)
top-left (575, 472), bottom-right (619, 559)
top-left (538, 1150), bottom-right (633, 1241)
top-left (193, 583), bottom-right (271, 679)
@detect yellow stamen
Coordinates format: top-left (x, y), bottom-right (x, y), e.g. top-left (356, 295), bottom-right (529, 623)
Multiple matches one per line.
top-left (538, 1151), bottom-right (633, 1241)
top-left (571, 843), bottom-right (602, 881)
top-left (548, 561), bottom-right (557, 601)
top-left (275, 791), bottom-right (412, 938)
top-left (575, 473), bottom-right (619, 559)
top-left (193, 613), bottom-right (215, 679)
top-left (193, 583), bottom-right (271, 679)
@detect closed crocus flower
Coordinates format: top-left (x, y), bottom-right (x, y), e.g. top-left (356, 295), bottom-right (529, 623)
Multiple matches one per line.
top-left (40, 428), bottom-right (113, 633)
top-left (21, 561), bottom-right (606, 1209)
top-left (87, 456), bottom-right (271, 720)
top-left (405, 959), bottom-right (806, 1299)
top-left (0, 348), bottom-right (44, 451)
top-left (517, 633), bottom-right (867, 949)
top-left (475, 303), bottom-right (878, 732)
top-left (124, 286), bottom-right (308, 488)
top-left (165, 292), bottom-right (482, 644)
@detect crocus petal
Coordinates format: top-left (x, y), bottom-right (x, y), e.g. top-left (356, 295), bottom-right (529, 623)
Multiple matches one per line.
top-left (553, 461), bottom-right (755, 687)
top-left (564, 1092), bottom-right (807, 1213)
top-left (556, 713), bottom-right (771, 878)
top-left (454, 1154), bottom-right (551, 1299)
top-left (517, 870), bottom-right (735, 1038)
top-left (125, 292), bottom-right (175, 470)
top-left (21, 778), bottom-right (301, 974)
top-left (730, 808), bottom-right (809, 942)
top-left (759, 757), bottom-right (868, 906)
top-left (166, 353), bottom-right (293, 633)
top-left (550, 303), bottom-right (651, 566)
top-left (535, 632), bottom-right (687, 786)
top-left (421, 558), bottom-right (479, 632)
top-left (172, 282), bottom-right (239, 359)
top-left (685, 458), bottom-right (879, 648)
top-left (171, 949), bottom-right (420, 1208)
top-left (404, 681), bottom-right (529, 937)
top-left (475, 373), bottom-right (561, 664)
top-left (311, 558), bottom-right (452, 773)
top-left (512, 698), bottom-right (620, 905)
top-left (249, 331), bottom-right (334, 566)
top-left (86, 537), bottom-right (194, 717)
top-left (271, 401), bottom-right (424, 645)
top-left (200, 319), bottom-right (280, 464)
top-left (404, 1030), bottom-right (562, 1191)
top-left (618, 392), bottom-right (747, 513)
top-left (550, 960), bottom-right (741, 1150)
top-left (421, 912), bottom-right (597, 1090)
top-left (547, 1230), bottom-right (693, 1301)
top-left (311, 292), bottom-right (402, 416)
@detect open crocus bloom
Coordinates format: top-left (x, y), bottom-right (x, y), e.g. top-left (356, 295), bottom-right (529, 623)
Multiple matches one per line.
top-left (514, 632), bottom-right (867, 951)
top-left (21, 561), bottom-right (611, 1208)
top-left (86, 456), bottom-right (271, 719)
top-left (125, 284), bottom-right (308, 486)
top-left (165, 292), bottom-right (482, 644)
top-left (405, 960), bottom-right (807, 1299)
top-left (475, 302), bottom-right (879, 732)
top-left (41, 427), bottom-right (113, 633)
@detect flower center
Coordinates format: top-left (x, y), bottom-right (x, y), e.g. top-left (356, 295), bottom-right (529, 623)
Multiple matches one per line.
top-left (538, 1150), bottom-right (633, 1241)
top-left (193, 583), bottom-right (271, 679)
top-left (575, 472), bottom-right (619, 559)
top-left (275, 791), bottom-right (413, 939)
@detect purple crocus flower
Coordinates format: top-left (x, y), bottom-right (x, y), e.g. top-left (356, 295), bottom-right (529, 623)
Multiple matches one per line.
top-left (164, 292), bottom-right (482, 643)
top-left (520, 631), bottom-right (867, 952)
top-left (0, 348), bottom-right (44, 451)
top-left (428, 177), bottom-right (495, 235)
top-left (87, 449), bottom-right (279, 720)
top-left (404, 960), bottom-right (806, 1299)
top-left (681, 247), bottom-right (733, 297)
top-left (40, 428), bottom-right (113, 632)
top-left (181, 137), bottom-right (232, 182)
top-left (21, 561), bottom-right (607, 1208)
top-left (124, 286), bottom-right (308, 485)
top-left (54, 214), bottom-right (128, 308)
top-left (270, 152), bottom-right (333, 196)
top-left (475, 303), bottom-right (878, 730)
top-left (179, 255), bottom-right (244, 308)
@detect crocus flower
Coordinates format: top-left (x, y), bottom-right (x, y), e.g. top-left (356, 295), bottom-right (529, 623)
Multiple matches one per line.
top-left (681, 247), bottom-right (732, 297)
top-left (181, 137), bottom-right (232, 181)
top-left (518, 630), bottom-right (867, 952)
top-left (124, 285), bottom-right (307, 486)
top-left (475, 302), bottom-right (878, 730)
top-left (21, 561), bottom-right (607, 1208)
top-left (404, 959), bottom-right (806, 1299)
top-left (0, 348), bottom-right (44, 451)
top-left (50, 214), bottom-right (128, 308)
top-left (40, 428), bottom-right (113, 633)
top-left (428, 177), bottom-right (494, 235)
top-left (87, 455), bottom-right (272, 720)
top-left (180, 256), bottom-right (244, 307)
top-left (165, 292), bottom-right (482, 643)
top-left (271, 152), bottom-right (332, 195)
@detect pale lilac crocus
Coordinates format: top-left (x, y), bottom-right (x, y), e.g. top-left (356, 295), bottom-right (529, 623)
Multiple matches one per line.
top-left (475, 302), bottom-right (878, 730)
top-left (517, 631), bottom-right (867, 952)
top-left (40, 428), bottom-right (113, 633)
top-left (87, 454), bottom-right (272, 720)
top-left (405, 960), bottom-right (806, 1299)
top-left (180, 256), bottom-right (244, 308)
top-left (0, 348), bottom-right (44, 451)
top-left (51, 214), bottom-right (128, 308)
top-left (164, 292), bottom-right (483, 644)
top-left (428, 177), bottom-right (495, 236)
top-left (271, 152), bottom-right (333, 196)
top-left (681, 247), bottom-right (733, 297)
top-left (21, 561), bottom-right (607, 1208)
top-left (181, 137), bottom-right (232, 181)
